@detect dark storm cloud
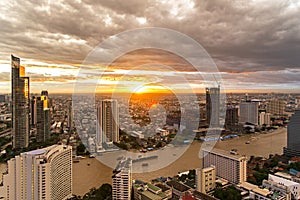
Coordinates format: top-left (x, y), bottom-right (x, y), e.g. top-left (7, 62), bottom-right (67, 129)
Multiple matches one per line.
top-left (0, 0), bottom-right (299, 75)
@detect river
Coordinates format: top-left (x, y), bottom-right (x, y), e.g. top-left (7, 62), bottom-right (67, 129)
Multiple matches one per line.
top-left (0, 128), bottom-right (287, 196)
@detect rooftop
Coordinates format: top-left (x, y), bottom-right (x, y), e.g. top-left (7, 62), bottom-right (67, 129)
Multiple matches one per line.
top-left (166, 180), bottom-right (190, 192)
top-left (203, 148), bottom-right (247, 160)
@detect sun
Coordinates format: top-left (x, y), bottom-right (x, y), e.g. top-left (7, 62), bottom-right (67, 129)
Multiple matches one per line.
top-left (135, 86), bottom-right (151, 94)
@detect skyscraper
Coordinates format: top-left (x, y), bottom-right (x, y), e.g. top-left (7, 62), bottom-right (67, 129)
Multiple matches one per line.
top-left (36, 95), bottom-right (50, 143)
top-left (206, 87), bottom-right (220, 127)
top-left (225, 106), bottom-right (239, 127)
top-left (284, 109), bottom-right (300, 157)
top-left (96, 99), bottom-right (119, 148)
top-left (239, 101), bottom-right (259, 125)
top-left (0, 145), bottom-right (72, 200)
top-left (11, 55), bottom-right (30, 149)
top-left (30, 96), bottom-right (37, 127)
top-left (112, 157), bottom-right (132, 200)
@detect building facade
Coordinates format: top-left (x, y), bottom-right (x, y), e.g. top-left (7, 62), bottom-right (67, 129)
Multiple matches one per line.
top-left (112, 157), bottom-right (132, 200)
top-left (267, 99), bottom-right (285, 116)
top-left (36, 95), bottom-right (50, 142)
top-left (196, 165), bottom-right (216, 194)
top-left (239, 101), bottom-right (259, 125)
top-left (206, 87), bottom-right (220, 128)
top-left (96, 99), bottom-right (119, 148)
top-left (284, 109), bottom-right (300, 157)
top-left (0, 145), bottom-right (72, 200)
top-left (11, 55), bottom-right (30, 149)
top-left (259, 112), bottom-right (271, 126)
top-left (202, 149), bottom-right (247, 184)
top-left (225, 106), bottom-right (239, 127)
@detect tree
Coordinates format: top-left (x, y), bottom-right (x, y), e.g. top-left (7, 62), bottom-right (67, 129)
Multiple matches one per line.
top-left (213, 186), bottom-right (242, 200)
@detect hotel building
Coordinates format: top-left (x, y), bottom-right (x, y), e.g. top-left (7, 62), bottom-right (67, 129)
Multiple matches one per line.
top-left (0, 145), bottom-right (72, 200)
top-left (202, 148), bottom-right (247, 184)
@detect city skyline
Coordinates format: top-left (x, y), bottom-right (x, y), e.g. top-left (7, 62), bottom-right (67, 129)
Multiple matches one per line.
top-left (0, 1), bottom-right (300, 93)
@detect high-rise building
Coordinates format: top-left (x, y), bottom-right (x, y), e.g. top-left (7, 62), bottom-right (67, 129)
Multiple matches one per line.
top-left (96, 99), bottom-right (119, 148)
top-left (112, 157), bottom-right (132, 200)
top-left (0, 145), bottom-right (72, 200)
top-left (11, 55), bottom-right (30, 149)
top-left (202, 148), bottom-right (247, 184)
top-left (30, 96), bottom-right (37, 127)
top-left (67, 100), bottom-right (73, 130)
top-left (284, 109), bottom-right (300, 157)
top-left (36, 95), bottom-right (50, 142)
top-left (196, 165), bottom-right (216, 194)
top-left (206, 87), bottom-right (220, 127)
top-left (225, 106), bottom-right (239, 127)
top-left (239, 101), bottom-right (259, 125)
top-left (259, 112), bottom-right (271, 126)
top-left (41, 90), bottom-right (48, 97)
top-left (267, 99), bottom-right (285, 116)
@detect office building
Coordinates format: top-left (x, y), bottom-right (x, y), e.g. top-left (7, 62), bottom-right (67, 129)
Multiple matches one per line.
top-left (259, 112), bottom-right (271, 126)
top-left (284, 109), bottom-right (300, 157)
top-left (206, 87), bottom-right (220, 127)
top-left (112, 157), bottom-right (132, 200)
top-left (239, 101), bottom-right (259, 125)
top-left (202, 148), bottom-right (247, 184)
top-left (36, 95), bottom-right (50, 142)
top-left (267, 99), bottom-right (285, 116)
top-left (196, 165), bottom-right (216, 194)
top-left (96, 99), bottom-right (119, 148)
top-left (11, 55), bottom-right (30, 149)
top-left (225, 106), bottom-right (239, 127)
top-left (30, 96), bottom-right (37, 127)
top-left (0, 145), bottom-right (72, 200)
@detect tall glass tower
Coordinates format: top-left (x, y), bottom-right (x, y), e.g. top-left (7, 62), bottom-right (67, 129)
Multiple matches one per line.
top-left (11, 55), bottom-right (30, 149)
top-left (206, 86), bottom-right (220, 128)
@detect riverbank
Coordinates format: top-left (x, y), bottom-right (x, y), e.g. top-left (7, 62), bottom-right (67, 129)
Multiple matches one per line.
top-left (0, 127), bottom-right (287, 196)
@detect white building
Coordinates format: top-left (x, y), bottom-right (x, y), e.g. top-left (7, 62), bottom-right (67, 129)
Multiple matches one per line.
top-left (112, 157), bottom-right (132, 200)
top-left (202, 148), bottom-right (247, 184)
top-left (268, 174), bottom-right (300, 200)
top-left (259, 112), bottom-right (271, 126)
top-left (239, 101), bottom-right (259, 125)
top-left (96, 99), bottom-right (119, 149)
top-left (0, 145), bottom-right (72, 200)
top-left (196, 165), bottom-right (216, 194)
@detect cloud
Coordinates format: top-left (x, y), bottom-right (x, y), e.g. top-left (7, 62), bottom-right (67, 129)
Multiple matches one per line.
top-left (0, 0), bottom-right (299, 92)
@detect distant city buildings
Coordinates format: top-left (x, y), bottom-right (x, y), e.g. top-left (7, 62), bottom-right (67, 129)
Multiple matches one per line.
top-left (112, 157), bottom-right (132, 200)
top-left (206, 87), bottom-right (220, 127)
top-left (196, 165), bottom-right (216, 194)
top-left (11, 55), bottom-right (30, 149)
top-left (284, 109), bottom-right (300, 157)
top-left (96, 99), bottom-right (119, 149)
top-left (239, 101), bottom-right (259, 125)
top-left (0, 145), bottom-right (72, 200)
top-left (202, 148), bottom-right (247, 184)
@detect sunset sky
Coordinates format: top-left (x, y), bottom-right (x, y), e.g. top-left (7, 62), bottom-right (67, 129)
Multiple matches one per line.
top-left (0, 0), bottom-right (300, 94)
